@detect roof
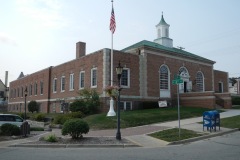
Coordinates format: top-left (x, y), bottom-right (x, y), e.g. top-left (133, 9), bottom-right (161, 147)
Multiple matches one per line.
top-left (156, 15), bottom-right (169, 26)
top-left (121, 40), bottom-right (215, 64)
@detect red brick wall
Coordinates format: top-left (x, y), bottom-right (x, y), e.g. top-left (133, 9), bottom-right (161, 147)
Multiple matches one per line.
top-left (8, 67), bottom-right (51, 112)
top-left (214, 70), bottom-right (228, 93)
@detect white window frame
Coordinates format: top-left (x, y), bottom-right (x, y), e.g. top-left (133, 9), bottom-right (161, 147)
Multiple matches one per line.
top-left (61, 76), bottom-right (65, 92)
top-left (159, 65), bottom-right (169, 90)
top-left (79, 71), bottom-right (85, 89)
top-left (69, 73), bottom-right (74, 91)
top-left (53, 78), bottom-right (57, 93)
top-left (91, 68), bottom-right (97, 88)
top-left (196, 71), bottom-right (205, 92)
top-left (121, 68), bottom-right (130, 88)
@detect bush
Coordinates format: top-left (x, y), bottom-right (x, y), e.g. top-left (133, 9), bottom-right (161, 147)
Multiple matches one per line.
top-left (28, 101), bottom-right (39, 113)
top-left (44, 134), bottom-right (58, 142)
top-left (53, 114), bottom-right (70, 125)
top-left (61, 119), bottom-right (89, 139)
top-left (232, 96), bottom-right (240, 105)
top-left (70, 100), bottom-right (89, 114)
top-left (53, 112), bottom-right (84, 125)
top-left (0, 123), bottom-right (21, 136)
top-left (33, 113), bottom-right (46, 122)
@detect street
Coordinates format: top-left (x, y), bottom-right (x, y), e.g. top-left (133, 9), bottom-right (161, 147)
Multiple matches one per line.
top-left (0, 131), bottom-right (239, 160)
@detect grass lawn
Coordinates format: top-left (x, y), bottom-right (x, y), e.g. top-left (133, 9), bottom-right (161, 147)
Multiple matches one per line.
top-left (84, 107), bottom-right (212, 129)
top-left (232, 105), bottom-right (240, 109)
top-left (149, 128), bottom-right (203, 142)
top-left (220, 115), bottom-right (240, 129)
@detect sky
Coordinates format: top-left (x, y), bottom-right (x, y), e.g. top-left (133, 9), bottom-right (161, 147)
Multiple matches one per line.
top-left (1, 0), bottom-right (240, 86)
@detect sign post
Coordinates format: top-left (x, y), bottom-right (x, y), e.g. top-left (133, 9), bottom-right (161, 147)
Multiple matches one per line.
top-left (172, 74), bottom-right (182, 138)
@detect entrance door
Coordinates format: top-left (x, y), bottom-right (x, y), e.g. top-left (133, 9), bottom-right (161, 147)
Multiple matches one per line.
top-left (218, 82), bottom-right (223, 93)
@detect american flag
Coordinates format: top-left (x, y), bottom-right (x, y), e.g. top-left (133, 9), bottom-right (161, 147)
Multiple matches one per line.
top-left (110, 7), bottom-right (116, 34)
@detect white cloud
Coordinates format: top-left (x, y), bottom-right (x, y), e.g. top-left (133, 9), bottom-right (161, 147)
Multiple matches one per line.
top-left (16, 0), bottom-right (65, 28)
top-left (0, 32), bottom-right (17, 46)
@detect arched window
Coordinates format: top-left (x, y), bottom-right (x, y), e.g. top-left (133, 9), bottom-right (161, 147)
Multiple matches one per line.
top-left (160, 65), bottom-right (169, 90)
top-left (196, 72), bottom-right (204, 92)
top-left (179, 67), bottom-right (189, 78)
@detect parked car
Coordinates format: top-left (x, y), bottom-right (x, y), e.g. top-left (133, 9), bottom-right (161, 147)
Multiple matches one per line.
top-left (0, 114), bottom-right (24, 127)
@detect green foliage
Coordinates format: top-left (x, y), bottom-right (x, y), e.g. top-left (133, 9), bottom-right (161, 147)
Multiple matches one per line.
top-left (84, 107), bottom-right (211, 130)
top-left (61, 119), bottom-right (89, 139)
top-left (221, 115), bottom-right (240, 129)
top-left (53, 112), bottom-right (84, 125)
top-left (232, 96), bottom-right (240, 105)
top-left (33, 113), bottom-right (46, 121)
top-left (0, 123), bottom-right (21, 136)
top-left (69, 100), bottom-right (88, 114)
top-left (149, 128), bottom-right (202, 142)
top-left (70, 89), bottom-right (100, 114)
top-left (44, 134), bottom-right (58, 142)
top-left (28, 101), bottom-right (39, 113)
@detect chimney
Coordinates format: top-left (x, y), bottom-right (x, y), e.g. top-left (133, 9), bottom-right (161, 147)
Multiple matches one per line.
top-left (76, 41), bottom-right (86, 59)
top-left (5, 71), bottom-right (8, 87)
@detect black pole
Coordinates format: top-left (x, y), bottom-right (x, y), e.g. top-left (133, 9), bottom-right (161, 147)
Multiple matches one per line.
top-left (116, 74), bottom-right (121, 140)
top-left (24, 94), bottom-right (26, 121)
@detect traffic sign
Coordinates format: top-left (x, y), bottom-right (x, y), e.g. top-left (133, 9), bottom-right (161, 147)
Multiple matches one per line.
top-left (172, 79), bottom-right (183, 85)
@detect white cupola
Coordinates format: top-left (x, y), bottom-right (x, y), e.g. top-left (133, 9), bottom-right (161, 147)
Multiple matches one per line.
top-left (154, 13), bottom-right (173, 48)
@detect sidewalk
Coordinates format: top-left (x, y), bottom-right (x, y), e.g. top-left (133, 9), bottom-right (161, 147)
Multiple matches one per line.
top-left (1, 109), bottom-right (240, 148)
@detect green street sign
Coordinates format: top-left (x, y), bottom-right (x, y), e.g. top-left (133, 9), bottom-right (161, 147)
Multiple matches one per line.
top-left (172, 79), bottom-right (183, 85)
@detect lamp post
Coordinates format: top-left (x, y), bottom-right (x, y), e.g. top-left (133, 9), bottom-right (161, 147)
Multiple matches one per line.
top-left (24, 87), bottom-right (28, 121)
top-left (115, 61), bottom-right (123, 140)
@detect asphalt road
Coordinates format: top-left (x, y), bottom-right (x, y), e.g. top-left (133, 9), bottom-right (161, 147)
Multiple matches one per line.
top-left (0, 131), bottom-right (239, 160)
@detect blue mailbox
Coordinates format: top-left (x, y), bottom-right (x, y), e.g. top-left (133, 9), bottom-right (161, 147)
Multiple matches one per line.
top-left (203, 110), bottom-right (220, 132)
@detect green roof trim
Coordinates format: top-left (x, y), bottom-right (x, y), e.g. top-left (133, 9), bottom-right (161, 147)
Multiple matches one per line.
top-left (121, 40), bottom-right (215, 64)
top-left (157, 15), bottom-right (169, 26)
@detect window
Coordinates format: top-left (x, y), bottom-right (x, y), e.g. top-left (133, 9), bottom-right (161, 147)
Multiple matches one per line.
top-left (196, 72), bottom-right (204, 92)
top-left (21, 87), bottom-right (23, 97)
top-left (69, 73), bottom-right (74, 90)
top-left (61, 76), bottom-right (65, 92)
top-left (34, 82), bottom-right (37, 95)
top-left (160, 65), bottom-right (169, 90)
top-left (119, 101), bottom-right (132, 111)
top-left (165, 28), bottom-right (169, 37)
top-left (79, 71), bottom-right (85, 89)
top-left (29, 84), bottom-right (33, 96)
top-left (91, 68), bottom-right (97, 87)
top-left (53, 78), bottom-right (57, 93)
top-left (40, 81), bottom-right (43, 95)
top-left (121, 68), bottom-right (130, 87)
top-left (17, 88), bottom-right (19, 97)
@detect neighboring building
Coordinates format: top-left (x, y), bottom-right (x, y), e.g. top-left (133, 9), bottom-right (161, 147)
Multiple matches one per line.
top-left (0, 71), bottom-right (9, 112)
top-left (8, 15), bottom-right (232, 113)
top-left (229, 78), bottom-right (240, 95)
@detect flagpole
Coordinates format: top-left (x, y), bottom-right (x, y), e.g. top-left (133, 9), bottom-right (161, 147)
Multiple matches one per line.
top-left (107, 0), bottom-right (116, 117)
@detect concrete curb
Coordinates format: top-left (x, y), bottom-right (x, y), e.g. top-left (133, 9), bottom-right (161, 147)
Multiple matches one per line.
top-left (168, 128), bottom-right (239, 145)
top-left (9, 143), bottom-right (139, 148)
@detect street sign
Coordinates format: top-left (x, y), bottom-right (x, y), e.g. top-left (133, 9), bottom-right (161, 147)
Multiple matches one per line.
top-left (172, 79), bottom-right (183, 85)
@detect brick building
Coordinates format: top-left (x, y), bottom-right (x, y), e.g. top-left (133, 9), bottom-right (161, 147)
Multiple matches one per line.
top-left (8, 15), bottom-right (232, 113)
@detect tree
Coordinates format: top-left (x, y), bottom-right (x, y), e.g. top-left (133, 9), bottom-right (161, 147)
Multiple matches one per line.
top-left (28, 100), bottom-right (39, 113)
top-left (69, 89), bottom-right (100, 115)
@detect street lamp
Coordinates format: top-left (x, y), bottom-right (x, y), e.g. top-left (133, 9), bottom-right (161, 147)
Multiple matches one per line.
top-left (115, 61), bottom-right (123, 140)
top-left (24, 87), bottom-right (28, 121)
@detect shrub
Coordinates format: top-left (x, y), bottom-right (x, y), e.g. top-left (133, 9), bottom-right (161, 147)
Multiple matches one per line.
top-left (232, 96), bottom-right (240, 105)
top-left (44, 134), bottom-right (58, 142)
top-left (28, 101), bottom-right (39, 113)
top-left (53, 112), bottom-right (84, 125)
top-left (61, 119), bottom-right (89, 139)
top-left (70, 100), bottom-right (89, 114)
top-left (0, 123), bottom-right (21, 136)
top-left (53, 114), bottom-right (69, 125)
top-left (33, 113), bottom-right (46, 122)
